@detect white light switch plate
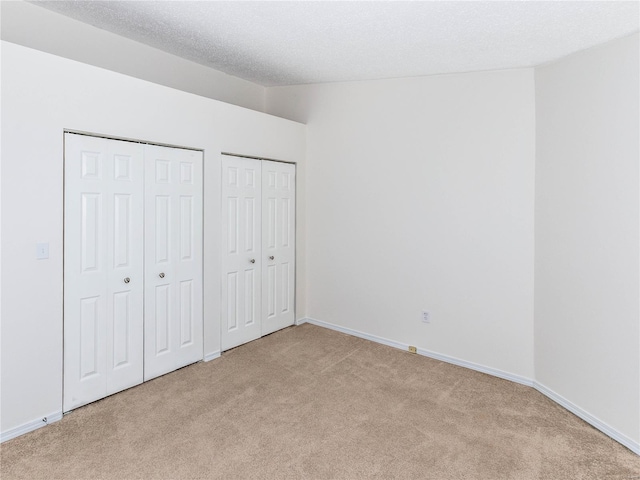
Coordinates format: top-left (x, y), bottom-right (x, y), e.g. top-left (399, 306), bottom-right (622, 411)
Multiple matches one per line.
top-left (36, 242), bottom-right (49, 260)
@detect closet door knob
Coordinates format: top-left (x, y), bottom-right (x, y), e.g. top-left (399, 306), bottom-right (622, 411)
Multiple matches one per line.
top-left (249, 259), bottom-right (255, 264)
top-left (159, 272), bottom-right (165, 278)
top-left (269, 256), bottom-right (274, 260)
top-left (123, 277), bottom-right (131, 284)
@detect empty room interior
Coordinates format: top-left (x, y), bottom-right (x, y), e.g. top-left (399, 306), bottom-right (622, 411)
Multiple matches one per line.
top-left (1, 0), bottom-right (640, 478)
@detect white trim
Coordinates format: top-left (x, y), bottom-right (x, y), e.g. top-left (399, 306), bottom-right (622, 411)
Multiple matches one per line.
top-left (416, 347), bottom-right (533, 387)
top-left (303, 318), bottom-right (532, 386)
top-left (534, 382), bottom-right (640, 455)
top-left (304, 317), bottom-right (408, 350)
top-left (1, 411), bottom-right (63, 443)
top-left (65, 130), bottom-right (203, 152)
top-left (295, 317), bottom-right (309, 326)
top-left (302, 317), bottom-right (638, 455)
top-left (204, 351), bottom-right (221, 362)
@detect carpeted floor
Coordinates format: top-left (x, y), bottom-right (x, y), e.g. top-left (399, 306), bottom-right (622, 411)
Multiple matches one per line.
top-left (1, 323), bottom-right (639, 479)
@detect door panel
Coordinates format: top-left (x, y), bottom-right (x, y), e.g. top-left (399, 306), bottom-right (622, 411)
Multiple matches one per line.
top-left (154, 284), bottom-right (171, 354)
top-left (80, 193), bottom-right (101, 272)
top-left (244, 268), bottom-right (257, 326)
top-left (112, 292), bottom-right (131, 368)
top-left (64, 134), bottom-right (144, 412)
top-left (144, 145), bottom-right (203, 381)
top-left (180, 280), bottom-right (194, 346)
top-left (105, 139), bottom-right (144, 396)
top-left (79, 296), bottom-right (101, 380)
top-left (261, 161), bottom-right (296, 336)
top-left (221, 156), bottom-right (262, 351)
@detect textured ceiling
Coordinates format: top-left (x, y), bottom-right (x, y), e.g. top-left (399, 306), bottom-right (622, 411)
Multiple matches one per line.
top-left (30, 1), bottom-right (640, 87)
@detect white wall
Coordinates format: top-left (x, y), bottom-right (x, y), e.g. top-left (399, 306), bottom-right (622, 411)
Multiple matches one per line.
top-left (0, 41), bottom-right (305, 436)
top-left (535, 33), bottom-right (640, 446)
top-left (266, 69), bottom-right (536, 380)
top-left (0, 1), bottom-right (265, 112)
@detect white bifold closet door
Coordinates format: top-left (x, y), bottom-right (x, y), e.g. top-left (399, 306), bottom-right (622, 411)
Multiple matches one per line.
top-left (64, 134), bottom-right (145, 412)
top-left (144, 145), bottom-right (203, 381)
top-left (221, 157), bottom-right (295, 351)
top-left (64, 133), bottom-right (203, 412)
top-left (221, 157), bottom-right (262, 350)
top-left (261, 160), bottom-right (296, 336)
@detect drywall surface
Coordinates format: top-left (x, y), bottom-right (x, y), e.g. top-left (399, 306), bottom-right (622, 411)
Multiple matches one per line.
top-left (535, 33), bottom-right (640, 445)
top-left (0, 1), bottom-right (265, 112)
top-left (0, 41), bottom-right (305, 435)
top-left (267, 69), bottom-right (536, 380)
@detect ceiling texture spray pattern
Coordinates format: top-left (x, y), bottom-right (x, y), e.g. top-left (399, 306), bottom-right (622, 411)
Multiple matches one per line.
top-left (31, 1), bottom-right (640, 87)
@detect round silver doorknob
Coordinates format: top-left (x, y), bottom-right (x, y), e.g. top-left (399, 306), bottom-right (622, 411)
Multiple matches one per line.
top-left (269, 256), bottom-right (274, 260)
top-left (123, 277), bottom-right (130, 284)
top-left (159, 272), bottom-right (165, 278)
top-left (249, 259), bottom-right (255, 264)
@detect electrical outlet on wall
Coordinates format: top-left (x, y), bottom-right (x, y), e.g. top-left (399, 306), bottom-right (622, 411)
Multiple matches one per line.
top-left (421, 311), bottom-right (431, 324)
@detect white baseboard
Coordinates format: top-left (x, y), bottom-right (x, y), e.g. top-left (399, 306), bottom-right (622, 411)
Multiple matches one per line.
top-left (302, 317), bottom-right (408, 349)
top-left (302, 317), bottom-right (532, 386)
top-left (534, 382), bottom-right (639, 455)
top-left (1, 411), bottom-right (63, 443)
top-left (295, 317), bottom-right (308, 326)
top-left (301, 317), bottom-right (638, 455)
top-left (204, 351), bottom-right (221, 362)
top-left (415, 347), bottom-right (533, 387)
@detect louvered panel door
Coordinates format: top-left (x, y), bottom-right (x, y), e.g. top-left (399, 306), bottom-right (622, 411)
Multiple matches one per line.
top-left (144, 145), bottom-right (203, 381)
top-left (261, 161), bottom-right (296, 336)
top-left (221, 157), bottom-right (262, 351)
top-left (64, 133), bottom-right (144, 412)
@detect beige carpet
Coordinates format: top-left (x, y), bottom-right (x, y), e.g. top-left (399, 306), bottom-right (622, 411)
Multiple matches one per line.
top-left (2, 323), bottom-right (639, 479)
